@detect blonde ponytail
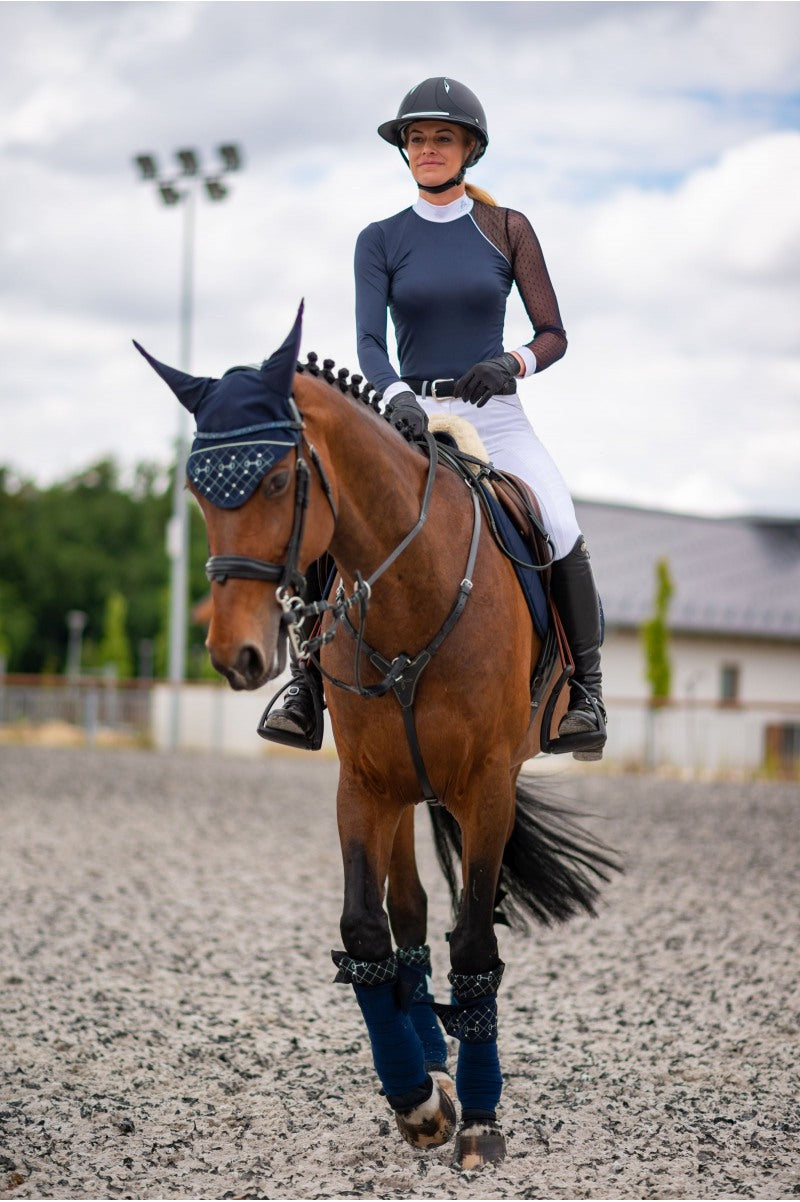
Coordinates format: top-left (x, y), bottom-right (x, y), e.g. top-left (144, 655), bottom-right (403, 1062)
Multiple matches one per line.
top-left (465, 182), bottom-right (497, 206)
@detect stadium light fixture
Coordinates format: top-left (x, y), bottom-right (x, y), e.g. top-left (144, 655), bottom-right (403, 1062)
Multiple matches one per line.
top-left (131, 143), bottom-right (245, 748)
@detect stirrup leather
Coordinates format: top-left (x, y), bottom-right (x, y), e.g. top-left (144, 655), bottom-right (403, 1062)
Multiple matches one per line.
top-left (538, 602), bottom-right (606, 756)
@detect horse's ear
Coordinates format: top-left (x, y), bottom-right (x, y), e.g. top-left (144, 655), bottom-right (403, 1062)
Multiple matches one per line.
top-left (132, 340), bottom-right (215, 414)
top-left (259, 300), bottom-right (304, 398)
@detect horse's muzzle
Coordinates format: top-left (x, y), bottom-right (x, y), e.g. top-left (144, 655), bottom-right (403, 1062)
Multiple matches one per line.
top-left (210, 628), bottom-right (287, 691)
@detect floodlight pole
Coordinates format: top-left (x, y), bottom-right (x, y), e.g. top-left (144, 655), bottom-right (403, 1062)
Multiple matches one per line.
top-left (166, 181), bottom-right (194, 700)
top-left (133, 146), bottom-right (243, 749)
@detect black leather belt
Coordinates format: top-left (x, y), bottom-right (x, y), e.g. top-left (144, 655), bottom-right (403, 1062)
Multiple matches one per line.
top-left (403, 378), bottom-right (457, 399)
top-left (404, 377), bottom-right (517, 400)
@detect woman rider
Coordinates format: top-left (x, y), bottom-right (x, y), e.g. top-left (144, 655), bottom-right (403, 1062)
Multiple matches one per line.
top-left (261, 77), bottom-right (606, 760)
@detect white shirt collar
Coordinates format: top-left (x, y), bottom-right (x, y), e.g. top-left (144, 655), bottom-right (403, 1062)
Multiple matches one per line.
top-left (412, 194), bottom-right (473, 223)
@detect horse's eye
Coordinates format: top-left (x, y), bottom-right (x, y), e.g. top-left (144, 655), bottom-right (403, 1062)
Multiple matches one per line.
top-left (263, 469), bottom-right (291, 498)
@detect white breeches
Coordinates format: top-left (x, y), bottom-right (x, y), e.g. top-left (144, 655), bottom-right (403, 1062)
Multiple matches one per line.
top-left (418, 392), bottom-right (581, 561)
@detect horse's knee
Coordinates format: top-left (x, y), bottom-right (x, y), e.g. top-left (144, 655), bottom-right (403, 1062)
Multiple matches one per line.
top-left (340, 907), bottom-right (392, 961)
top-left (448, 921), bottom-right (499, 975)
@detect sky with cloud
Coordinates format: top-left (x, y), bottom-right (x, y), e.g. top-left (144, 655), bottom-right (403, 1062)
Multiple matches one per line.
top-left (1, 0), bottom-right (798, 517)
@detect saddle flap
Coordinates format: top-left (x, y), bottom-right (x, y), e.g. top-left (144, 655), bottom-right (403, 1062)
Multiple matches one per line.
top-left (490, 472), bottom-right (553, 588)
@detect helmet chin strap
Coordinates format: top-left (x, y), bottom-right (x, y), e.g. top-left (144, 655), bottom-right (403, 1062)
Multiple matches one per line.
top-left (416, 166), bottom-right (467, 194)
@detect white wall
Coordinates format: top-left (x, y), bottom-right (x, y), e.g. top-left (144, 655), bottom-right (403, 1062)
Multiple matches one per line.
top-left (152, 662), bottom-right (800, 776)
top-left (600, 699), bottom-right (798, 776)
top-left (595, 630), bottom-right (800, 773)
top-left (151, 626), bottom-right (800, 772)
top-left (151, 670), bottom-right (337, 758)
top-left (602, 629), bottom-right (800, 706)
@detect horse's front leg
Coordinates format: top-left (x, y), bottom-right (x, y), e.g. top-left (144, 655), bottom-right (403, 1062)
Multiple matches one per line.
top-left (333, 770), bottom-right (456, 1150)
top-left (386, 808), bottom-right (452, 1095)
top-left (443, 776), bottom-right (515, 1170)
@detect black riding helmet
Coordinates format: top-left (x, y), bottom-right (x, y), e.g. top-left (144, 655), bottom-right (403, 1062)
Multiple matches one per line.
top-left (378, 77), bottom-right (488, 193)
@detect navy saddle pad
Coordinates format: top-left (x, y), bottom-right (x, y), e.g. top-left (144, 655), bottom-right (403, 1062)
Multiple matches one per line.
top-left (481, 484), bottom-right (549, 639)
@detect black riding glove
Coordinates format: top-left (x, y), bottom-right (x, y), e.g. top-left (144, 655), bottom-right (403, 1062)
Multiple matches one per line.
top-left (384, 390), bottom-right (429, 441)
top-left (455, 352), bottom-right (520, 408)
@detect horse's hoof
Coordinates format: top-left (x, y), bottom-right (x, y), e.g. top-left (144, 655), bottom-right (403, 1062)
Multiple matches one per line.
top-left (429, 1069), bottom-right (456, 1103)
top-left (394, 1075), bottom-right (457, 1148)
top-left (454, 1120), bottom-right (507, 1170)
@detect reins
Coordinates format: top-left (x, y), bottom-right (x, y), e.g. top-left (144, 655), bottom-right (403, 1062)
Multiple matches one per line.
top-left (202, 392), bottom-right (466, 702)
top-left (435, 442), bottom-right (554, 574)
top-left (341, 479), bottom-right (482, 801)
top-left (297, 427), bottom-right (483, 803)
top-left (203, 367), bottom-right (554, 802)
top-left (289, 428), bottom-right (460, 702)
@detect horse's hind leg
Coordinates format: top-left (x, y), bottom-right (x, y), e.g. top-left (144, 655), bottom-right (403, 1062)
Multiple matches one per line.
top-left (444, 780), bottom-right (515, 1170)
top-left (387, 809), bottom-right (452, 1091)
top-left (333, 773), bottom-right (456, 1150)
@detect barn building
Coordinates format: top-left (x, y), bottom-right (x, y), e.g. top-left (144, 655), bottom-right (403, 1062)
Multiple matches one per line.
top-left (151, 500), bottom-right (800, 777)
top-left (576, 501), bottom-right (800, 777)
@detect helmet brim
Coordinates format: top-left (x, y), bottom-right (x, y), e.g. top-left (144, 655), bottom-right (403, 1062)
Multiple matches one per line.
top-left (377, 117), bottom-right (413, 145)
top-left (377, 117), bottom-right (487, 165)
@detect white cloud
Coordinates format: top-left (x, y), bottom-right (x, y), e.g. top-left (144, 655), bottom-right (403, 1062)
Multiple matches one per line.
top-left (591, 132), bottom-right (799, 282)
top-left (0, 0), bottom-right (798, 519)
top-left (506, 130), bottom-right (800, 516)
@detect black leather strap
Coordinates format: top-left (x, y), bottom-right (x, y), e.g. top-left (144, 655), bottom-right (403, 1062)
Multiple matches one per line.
top-left (403, 377), bottom-right (517, 399)
top-left (403, 378), bottom-right (457, 399)
top-left (205, 554), bottom-right (284, 583)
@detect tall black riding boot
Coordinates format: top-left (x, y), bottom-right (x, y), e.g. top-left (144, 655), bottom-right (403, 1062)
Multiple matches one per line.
top-left (256, 558), bottom-right (329, 751)
top-left (549, 535), bottom-right (607, 762)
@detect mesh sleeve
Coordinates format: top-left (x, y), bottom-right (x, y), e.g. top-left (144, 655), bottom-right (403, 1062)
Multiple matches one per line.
top-left (471, 203), bottom-right (568, 373)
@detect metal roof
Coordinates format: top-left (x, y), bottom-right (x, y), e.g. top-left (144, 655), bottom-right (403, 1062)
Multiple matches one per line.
top-left (574, 501), bottom-right (800, 641)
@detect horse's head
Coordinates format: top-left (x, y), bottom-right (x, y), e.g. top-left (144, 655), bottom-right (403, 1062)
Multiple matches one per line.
top-left (135, 302), bottom-right (336, 690)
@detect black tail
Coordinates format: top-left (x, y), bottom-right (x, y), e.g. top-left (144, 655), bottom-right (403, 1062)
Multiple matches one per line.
top-left (427, 778), bottom-right (621, 930)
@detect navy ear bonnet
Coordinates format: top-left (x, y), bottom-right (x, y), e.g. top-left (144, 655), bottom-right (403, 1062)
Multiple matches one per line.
top-left (134, 302), bottom-right (304, 508)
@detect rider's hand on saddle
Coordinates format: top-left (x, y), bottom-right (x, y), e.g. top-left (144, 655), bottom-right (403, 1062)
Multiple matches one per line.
top-left (455, 353), bottom-right (521, 407)
top-left (385, 390), bottom-right (429, 440)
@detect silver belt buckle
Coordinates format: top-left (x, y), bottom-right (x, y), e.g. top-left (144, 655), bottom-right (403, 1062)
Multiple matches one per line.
top-left (430, 378), bottom-right (450, 400)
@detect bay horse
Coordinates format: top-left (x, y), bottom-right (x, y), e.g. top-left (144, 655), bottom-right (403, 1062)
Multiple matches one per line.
top-left (135, 305), bottom-right (616, 1170)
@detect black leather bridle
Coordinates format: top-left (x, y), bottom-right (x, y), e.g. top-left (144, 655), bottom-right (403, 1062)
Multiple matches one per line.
top-left (203, 417), bottom-right (473, 682)
top-left (202, 416), bottom-right (485, 803)
top-left (205, 449), bottom-right (314, 596)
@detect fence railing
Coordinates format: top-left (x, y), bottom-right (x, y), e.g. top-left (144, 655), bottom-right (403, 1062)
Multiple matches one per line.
top-left (2, 676), bottom-right (798, 777)
top-left (0, 674), bottom-right (152, 738)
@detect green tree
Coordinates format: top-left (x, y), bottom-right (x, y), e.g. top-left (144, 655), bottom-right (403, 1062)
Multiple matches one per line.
top-left (642, 558), bottom-right (674, 705)
top-left (0, 457), bottom-right (220, 679)
top-left (97, 591), bottom-right (134, 678)
top-left (0, 580), bottom-right (34, 668)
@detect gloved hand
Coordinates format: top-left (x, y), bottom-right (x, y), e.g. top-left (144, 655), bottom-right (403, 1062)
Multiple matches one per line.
top-left (454, 352), bottom-right (520, 407)
top-left (384, 390), bottom-right (429, 440)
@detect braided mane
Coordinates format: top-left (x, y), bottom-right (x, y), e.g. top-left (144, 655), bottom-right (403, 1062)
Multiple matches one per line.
top-left (297, 352), bottom-right (384, 413)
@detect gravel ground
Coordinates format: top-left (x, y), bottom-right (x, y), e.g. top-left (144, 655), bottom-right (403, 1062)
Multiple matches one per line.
top-left (0, 746), bottom-right (798, 1200)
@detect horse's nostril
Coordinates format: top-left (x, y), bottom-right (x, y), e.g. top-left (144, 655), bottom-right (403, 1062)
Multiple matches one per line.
top-left (236, 643), bottom-right (265, 683)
